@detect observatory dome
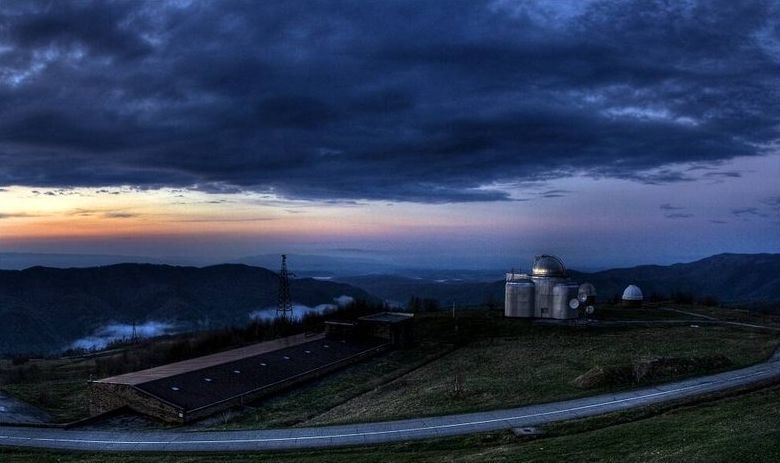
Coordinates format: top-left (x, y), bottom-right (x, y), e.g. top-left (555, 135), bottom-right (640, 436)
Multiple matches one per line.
top-left (622, 284), bottom-right (643, 301)
top-left (531, 255), bottom-right (567, 277)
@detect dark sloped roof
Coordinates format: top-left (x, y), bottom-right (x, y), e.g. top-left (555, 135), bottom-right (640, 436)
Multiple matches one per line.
top-left (358, 312), bottom-right (414, 324)
top-left (96, 333), bottom-right (320, 386)
top-left (132, 337), bottom-right (387, 410)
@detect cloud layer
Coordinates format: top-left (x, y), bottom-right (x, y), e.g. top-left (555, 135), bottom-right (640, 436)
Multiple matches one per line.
top-left (0, 0), bottom-right (777, 202)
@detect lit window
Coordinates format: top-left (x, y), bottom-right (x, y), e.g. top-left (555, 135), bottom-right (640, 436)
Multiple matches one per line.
top-left (233, 370), bottom-right (241, 374)
top-left (260, 362), bottom-right (267, 366)
top-left (304, 350), bottom-right (311, 354)
top-left (170, 386), bottom-right (180, 391)
top-left (283, 356), bottom-right (291, 360)
top-left (204, 378), bottom-right (212, 382)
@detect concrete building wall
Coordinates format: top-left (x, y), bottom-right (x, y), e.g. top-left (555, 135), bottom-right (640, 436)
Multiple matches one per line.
top-left (89, 382), bottom-right (183, 423)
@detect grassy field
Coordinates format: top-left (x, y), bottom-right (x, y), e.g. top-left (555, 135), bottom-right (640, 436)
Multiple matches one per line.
top-left (594, 303), bottom-right (695, 320)
top-left (305, 321), bottom-right (778, 425)
top-left (2, 383), bottom-right (779, 462)
top-left (664, 304), bottom-right (780, 326)
top-left (0, 356), bottom-right (99, 422)
top-left (1, 381), bottom-right (88, 422)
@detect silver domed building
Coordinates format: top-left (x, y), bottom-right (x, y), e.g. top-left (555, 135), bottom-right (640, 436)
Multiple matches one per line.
top-left (505, 255), bottom-right (593, 320)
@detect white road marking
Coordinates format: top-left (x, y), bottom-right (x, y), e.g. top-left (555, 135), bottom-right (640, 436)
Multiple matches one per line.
top-left (0, 367), bottom-right (775, 448)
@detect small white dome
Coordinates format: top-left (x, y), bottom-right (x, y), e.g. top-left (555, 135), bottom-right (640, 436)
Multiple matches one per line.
top-left (622, 284), bottom-right (643, 301)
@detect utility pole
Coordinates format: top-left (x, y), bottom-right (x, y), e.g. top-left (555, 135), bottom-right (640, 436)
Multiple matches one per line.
top-left (277, 254), bottom-right (295, 320)
top-left (452, 301), bottom-right (459, 334)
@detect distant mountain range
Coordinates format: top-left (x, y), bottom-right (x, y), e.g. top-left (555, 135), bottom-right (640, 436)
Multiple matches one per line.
top-left (0, 253), bottom-right (776, 354)
top-left (0, 252), bottom-right (172, 269)
top-left (233, 254), bottom-right (401, 277)
top-left (0, 264), bottom-right (373, 354)
top-left (569, 253), bottom-right (780, 304)
top-left (0, 252), bottom-right (406, 277)
top-left (337, 253), bottom-right (780, 308)
top-left (0, 252), bottom-right (507, 279)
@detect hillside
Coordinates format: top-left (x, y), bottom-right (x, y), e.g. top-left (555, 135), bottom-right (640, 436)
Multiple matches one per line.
top-left (338, 253), bottom-right (780, 308)
top-left (337, 275), bottom-right (500, 307)
top-left (573, 253), bottom-right (780, 304)
top-left (0, 264), bottom-right (374, 355)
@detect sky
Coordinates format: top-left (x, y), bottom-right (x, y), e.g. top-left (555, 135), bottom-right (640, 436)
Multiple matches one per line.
top-left (0, 0), bottom-right (778, 270)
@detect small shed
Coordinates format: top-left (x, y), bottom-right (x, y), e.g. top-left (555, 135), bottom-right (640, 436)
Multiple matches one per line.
top-left (324, 320), bottom-right (359, 340)
top-left (357, 312), bottom-right (415, 348)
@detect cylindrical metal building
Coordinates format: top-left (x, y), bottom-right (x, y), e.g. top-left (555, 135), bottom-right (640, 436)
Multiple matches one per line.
top-left (505, 279), bottom-right (535, 318)
top-left (552, 282), bottom-right (580, 319)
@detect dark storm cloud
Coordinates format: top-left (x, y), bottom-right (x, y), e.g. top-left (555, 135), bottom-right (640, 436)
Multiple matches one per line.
top-left (660, 202), bottom-right (693, 218)
top-left (0, 212), bottom-right (42, 219)
top-left (67, 208), bottom-right (138, 219)
top-left (0, 0), bottom-right (777, 202)
top-left (762, 196), bottom-right (780, 209)
top-left (6, 1), bottom-right (151, 59)
top-left (732, 207), bottom-right (769, 218)
top-left (539, 189), bottom-right (570, 198)
top-left (103, 211), bottom-right (138, 219)
top-left (703, 171), bottom-right (742, 179)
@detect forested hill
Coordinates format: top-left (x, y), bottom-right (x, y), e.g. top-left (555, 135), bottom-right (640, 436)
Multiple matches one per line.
top-left (0, 263), bottom-right (373, 354)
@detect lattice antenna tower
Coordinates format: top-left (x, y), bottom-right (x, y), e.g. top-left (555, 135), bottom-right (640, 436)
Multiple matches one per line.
top-left (277, 254), bottom-right (295, 319)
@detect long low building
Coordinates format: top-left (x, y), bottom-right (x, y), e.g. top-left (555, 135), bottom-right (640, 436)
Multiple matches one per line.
top-left (89, 333), bottom-right (389, 423)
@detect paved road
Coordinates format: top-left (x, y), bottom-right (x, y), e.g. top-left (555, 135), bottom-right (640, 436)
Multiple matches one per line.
top-left (659, 307), bottom-right (719, 320)
top-left (1, 349), bottom-right (778, 452)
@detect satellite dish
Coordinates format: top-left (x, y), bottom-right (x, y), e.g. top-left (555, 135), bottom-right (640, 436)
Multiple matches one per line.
top-left (586, 306), bottom-right (595, 315)
top-left (578, 293), bottom-right (588, 303)
top-left (568, 298), bottom-right (580, 310)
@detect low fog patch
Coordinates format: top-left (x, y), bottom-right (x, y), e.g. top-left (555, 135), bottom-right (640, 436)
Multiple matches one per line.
top-left (249, 295), bottom-right (355, 321)
top-left (333, 295), bottom-right (355, 306)
top-left (69, 321), bottom-right (177, 350)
